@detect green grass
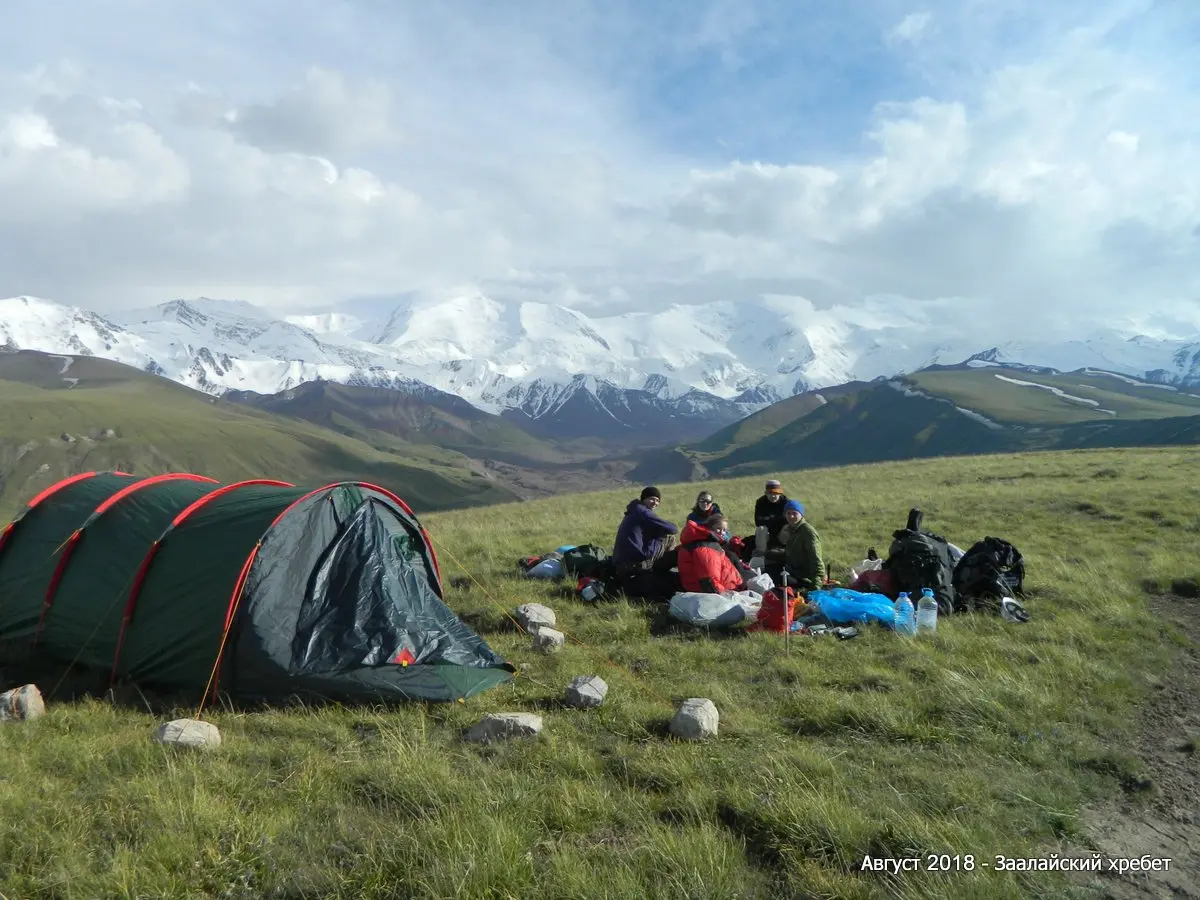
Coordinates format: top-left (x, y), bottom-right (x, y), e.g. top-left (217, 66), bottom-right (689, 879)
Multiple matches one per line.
top-left (911, 369), bottom-right (1200, 424)
top-left (0, 369), bottom-right (520, 519)
top-left (2, 446), bottom-right (1199, 898)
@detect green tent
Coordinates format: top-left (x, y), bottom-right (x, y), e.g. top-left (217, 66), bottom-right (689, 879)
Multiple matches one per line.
top-left (0, 471), bottom-right (514, 703)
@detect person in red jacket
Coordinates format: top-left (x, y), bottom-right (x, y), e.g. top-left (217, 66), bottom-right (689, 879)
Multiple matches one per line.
top-left (677, 514), bottom-right (752, 593)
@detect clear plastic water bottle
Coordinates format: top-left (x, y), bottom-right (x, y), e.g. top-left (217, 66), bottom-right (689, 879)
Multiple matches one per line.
top-left (894, 592), bottom-right (916, 635)
top-left (916, 588), bottom-right (938, 633)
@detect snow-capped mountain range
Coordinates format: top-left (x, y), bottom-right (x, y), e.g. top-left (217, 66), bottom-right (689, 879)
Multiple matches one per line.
top-left (2, 293), bottom-right (1199, 439)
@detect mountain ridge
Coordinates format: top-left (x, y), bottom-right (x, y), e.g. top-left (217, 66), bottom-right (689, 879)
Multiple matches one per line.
top-left (0, 349), bottom-right (524, 520)
top-left (631, 365), bottom-right (1200, 482)
top-left (2, 294), bottom-right (1199, 448)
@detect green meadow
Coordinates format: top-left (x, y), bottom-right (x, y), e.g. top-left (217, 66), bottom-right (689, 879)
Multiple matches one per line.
top-left (1, 446), bottom-right (1197, 899)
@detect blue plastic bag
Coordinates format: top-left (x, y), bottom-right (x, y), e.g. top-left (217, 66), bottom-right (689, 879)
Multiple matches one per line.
top-left (808, 588), bottom-right (897, 628)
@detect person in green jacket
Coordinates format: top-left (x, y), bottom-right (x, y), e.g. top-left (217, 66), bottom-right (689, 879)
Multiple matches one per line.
top-left (765, 499), bottom-right (825, 591)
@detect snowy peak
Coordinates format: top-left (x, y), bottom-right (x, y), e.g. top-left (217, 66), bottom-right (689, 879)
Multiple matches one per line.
top-left (0, 295), bottom-right (146, 361)
top-left (2, 292), bottom-right (1199, 448)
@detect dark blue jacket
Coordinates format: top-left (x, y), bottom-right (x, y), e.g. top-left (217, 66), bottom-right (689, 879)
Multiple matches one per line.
top-left (686, 501), bottom-right (723, 524)
top-left (613, 499), bottom-right (678, 568)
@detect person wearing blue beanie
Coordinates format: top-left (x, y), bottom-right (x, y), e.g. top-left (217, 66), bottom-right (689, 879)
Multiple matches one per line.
top-left (764, 498), bottom-right (824, 591)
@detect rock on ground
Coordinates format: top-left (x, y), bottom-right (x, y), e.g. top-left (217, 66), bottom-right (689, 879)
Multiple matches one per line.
top-left (515, 603), bottom-right (556, 631)
top-left (565, 675), bottom-right (608, 709)
top-left (153, 718), bottom-right (221, 748)
top-left (0, 684), bottom-right (45, 722)
top-left (670, 697), bottom-right (719, 740)
top-left (533, 627), bottom-right (566, 653)
top-left (464, 712), bottom-right (543, 744)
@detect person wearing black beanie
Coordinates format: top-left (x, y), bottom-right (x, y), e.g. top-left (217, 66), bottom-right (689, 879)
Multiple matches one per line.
top-left (613, 485), bottom-right (679, 575)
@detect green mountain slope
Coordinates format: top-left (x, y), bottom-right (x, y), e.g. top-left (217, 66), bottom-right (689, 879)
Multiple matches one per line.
top-left (910, 368), bottom-right (1200, 424)
top-left (689, 381), bottom-right (869, 456)
top-left (224, 380), bottom-right (576, 466)
top-left (0, 350), bottom-right (520, 520)
top-left (633, 366), bottom-right (1200, 480)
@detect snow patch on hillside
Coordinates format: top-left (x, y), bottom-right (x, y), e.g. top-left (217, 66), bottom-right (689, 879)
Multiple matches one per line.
top-left (955, 407), bottom-right (1003, 429)
top-left (993, 374), bottom-right (1117, 415)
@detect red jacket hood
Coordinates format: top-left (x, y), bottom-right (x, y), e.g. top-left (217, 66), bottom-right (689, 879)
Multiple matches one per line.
top-left (681, 519), bottom-right (717, 545)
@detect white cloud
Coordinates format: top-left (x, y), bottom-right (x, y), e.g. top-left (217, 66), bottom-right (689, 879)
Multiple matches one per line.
top-left (0, 0), bottom-right (1196, 342)
top-left (887, 11), bottom-right (934, 46)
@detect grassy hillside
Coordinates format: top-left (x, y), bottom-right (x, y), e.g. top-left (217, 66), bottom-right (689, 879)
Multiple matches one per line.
top-left (0, 350), bottom-right (520, 519)
top-left (690, 381), bottom-right (869, 455)
top-left (226, 380), bottom-right (583, 465)
top-left (910, 368), bottom-right (1200, 424)
top-left (224, 380), bottom-right (660, 498)
top-left (652, 367), bottom-right (1200, 479)
top-left (2, 447), bottom-right (1198, 898)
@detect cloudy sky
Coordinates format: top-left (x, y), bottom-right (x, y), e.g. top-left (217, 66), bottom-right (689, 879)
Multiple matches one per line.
top-left (1, 0), bottom-right (1198, 339)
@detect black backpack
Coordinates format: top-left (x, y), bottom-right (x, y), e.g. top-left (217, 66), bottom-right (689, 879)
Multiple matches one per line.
top-left (881, 508), bottom-right (957, 615)
top-left (561, 544), bottom-right (610, 579)
top-left (952, 537), bottom-right (1025, 612)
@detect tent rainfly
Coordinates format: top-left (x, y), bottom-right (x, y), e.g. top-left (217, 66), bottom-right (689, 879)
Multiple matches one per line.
top-left (0, 471), bottom-right (514, 703)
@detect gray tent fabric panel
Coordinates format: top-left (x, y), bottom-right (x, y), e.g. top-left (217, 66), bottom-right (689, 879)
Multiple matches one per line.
top-left (291, 501), bottom-right (443, 672)
top-left (231, 493), bottom-right (513, 702)
top-left (228, 490), bottom-right (346, 686)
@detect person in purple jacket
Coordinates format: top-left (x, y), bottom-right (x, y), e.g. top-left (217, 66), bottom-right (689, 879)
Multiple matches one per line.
top-left (612, 486), bottom-right (680, 574)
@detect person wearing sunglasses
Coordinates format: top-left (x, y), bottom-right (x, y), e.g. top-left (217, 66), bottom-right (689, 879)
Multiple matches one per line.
top-left (686, 491), bottom-right (723, 524)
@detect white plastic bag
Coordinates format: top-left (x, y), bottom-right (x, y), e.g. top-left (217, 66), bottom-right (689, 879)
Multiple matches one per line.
top-left (849, 558), bottom-right (882, 581)
top-left (668, 592), bottom-right (751, 627)
top-left (745, 572), bottom-right (774, 593)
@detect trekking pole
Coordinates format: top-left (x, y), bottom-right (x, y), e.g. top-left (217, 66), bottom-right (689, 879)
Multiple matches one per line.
top-left (782, 566), bottom-right (791, 655)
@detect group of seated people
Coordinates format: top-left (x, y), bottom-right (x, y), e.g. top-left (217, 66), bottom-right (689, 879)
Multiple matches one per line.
top-left (611, 480), bottom-right (824, 596)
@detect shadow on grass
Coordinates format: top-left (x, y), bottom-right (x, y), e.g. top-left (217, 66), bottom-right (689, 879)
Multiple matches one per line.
top-left (0, 657), bottom-right (467, 721)
top-left (640, 604), bottom-right (755, 641)
top-left (715, 802), bottom-right (787, 871)
top-left (524, 694), bottom-right (570, 712)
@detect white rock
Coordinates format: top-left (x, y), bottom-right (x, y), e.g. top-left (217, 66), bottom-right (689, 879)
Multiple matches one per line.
top-left (564, 675), bottom-right (608, 709)
top-left (533, 627), bottom-right (566, 653)
top-left (152, 718), bottom-right (221, 748)
top-left (464, 712), bottom-right (543, 744)
top-left (0, 684), bottom-right (45, 722)
top-left (515, 603), bottom-right (556, 631)
top-left (670, 698), bottom-right (719, 740)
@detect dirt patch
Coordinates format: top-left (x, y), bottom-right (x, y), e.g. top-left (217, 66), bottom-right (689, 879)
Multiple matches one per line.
top-left (1064, 592), bottom-right (1200, 898)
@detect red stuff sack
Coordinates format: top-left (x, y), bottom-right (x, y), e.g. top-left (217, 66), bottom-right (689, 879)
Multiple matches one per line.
top-left (752, 586), bottom-right (800, 633)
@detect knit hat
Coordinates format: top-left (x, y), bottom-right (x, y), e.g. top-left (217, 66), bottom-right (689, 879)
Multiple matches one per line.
top-left (784, 499), bottom-right (805, 515)
top-left (640, 486), bottom-right (662, 501)
top-left (765, 479), bottom-right (783, 494)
